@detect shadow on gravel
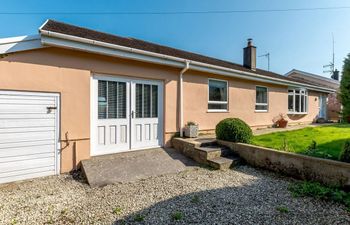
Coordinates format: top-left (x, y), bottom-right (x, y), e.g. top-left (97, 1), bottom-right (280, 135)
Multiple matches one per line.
top-left (67, 169), bottom-right (88, 184)
top-left (112, 177), bottom-right (350, 225)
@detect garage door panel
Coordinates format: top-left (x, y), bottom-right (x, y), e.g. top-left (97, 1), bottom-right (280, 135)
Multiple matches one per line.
top-left (0, 157), bottom-right (55, 174)
top-left (0, 118), bottom-right (55, 129)
top-left (0, 98), bottom-right (55, 105)
top-left (0, 91), bottom-right (59, 184)
top-left (0, 168), bottom-right (55, 184)
top-left (0, 126), bottom-right (55, 134)
top-left (0, 130), bottom-right (55, 143)
top-left (0, 94), bottom-right (56, 101)
top-left (0, 152), bottom-right (55, 163)
top-left (0, 104), bottom-right (50, 113)
top-left (0, 113), bottom-right (56, 119)
top-left (0, 140), bottom-right (55, 150)
top-left (0, 145), bottom-right (55, 158)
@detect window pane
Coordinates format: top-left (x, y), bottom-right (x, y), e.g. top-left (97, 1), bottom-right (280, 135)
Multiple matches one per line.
top-left (301, 95), bottom-right (305, 112)
top-left (256, 87), bottom-right (267, 104)
top-left (136, 84), bottom-right (143, 118)
top-left (144, 84), bottom-right (151, 118)
top-left (117, 82), bottom-right (126, 118)
top-left (151, 85), bottom-right (158, 118)
top-left (98, 80), bottom-right (107, 119)
top-left (295, 94), bottom-right (300, 112)
top-left (209, 80), bottom-right (227, 102)
top-left (255, 105), bottom-right (268, 111)
top-left (288, 95), bottom-right (294, 111)
top-left (208, 103), bottom-right (227, 110)
top-left (108, 81), bottom-right (118, 119)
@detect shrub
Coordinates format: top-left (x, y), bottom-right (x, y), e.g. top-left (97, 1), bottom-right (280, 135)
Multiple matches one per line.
top-left (216, 118), bottom-right (252, 143)
top-left (339, 140), bottom-right (350, 163)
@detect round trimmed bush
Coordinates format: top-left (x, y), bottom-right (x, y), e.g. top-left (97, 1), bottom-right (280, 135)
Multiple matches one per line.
top-left (215, 118), bottom-right (252, 143)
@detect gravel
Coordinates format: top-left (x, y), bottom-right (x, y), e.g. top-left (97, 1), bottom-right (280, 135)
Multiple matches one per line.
top-left (0, 166), bottom-right (349, 225)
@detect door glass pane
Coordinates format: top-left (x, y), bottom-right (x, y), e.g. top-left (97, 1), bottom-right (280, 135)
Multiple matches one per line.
top-left (209, 79), bottom-right (227, 101)
top-left (151, 85), bottom-right (158, 118)
top-left (108, 81), bottom-right (118, 119)
top-left (118, 82), bottom-right (126, 118)
top-left (144, 84), bottom-right (151, 118)
top-left (98, 80), bottom-right (107, 119)
top-left (136, 84), bottom-right (143, 118)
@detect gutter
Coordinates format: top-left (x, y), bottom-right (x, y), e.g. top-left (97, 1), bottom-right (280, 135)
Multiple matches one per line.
top-left (179, 61), bottom-right (190, 137)
top-left (39, 29), bottom-right (335, 93)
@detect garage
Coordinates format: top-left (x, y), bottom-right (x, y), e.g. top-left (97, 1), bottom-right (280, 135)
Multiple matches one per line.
top-left (0, 91), bottom-right (60, 184)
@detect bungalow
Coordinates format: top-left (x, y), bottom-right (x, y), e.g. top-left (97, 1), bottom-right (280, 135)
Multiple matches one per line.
top-left (0, 20), bottom-right (334, 184)
top-left (285, 69), bottom-right (341, 122)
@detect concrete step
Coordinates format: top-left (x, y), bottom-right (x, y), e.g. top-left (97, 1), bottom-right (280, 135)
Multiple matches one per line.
top-left (195, 146), bottom-right (237, 160)
top-left (207, 156), bottom-right (241, 170)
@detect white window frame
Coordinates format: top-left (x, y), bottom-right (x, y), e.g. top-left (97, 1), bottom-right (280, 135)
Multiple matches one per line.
top-left (207, 78), bottom-right (229, 112)
top-left (255, 86), bottom-right (269, 112)
top-left (288, 88), bottom-right (308, 114)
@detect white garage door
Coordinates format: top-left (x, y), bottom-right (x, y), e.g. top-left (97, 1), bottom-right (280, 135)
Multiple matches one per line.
top-left (0, 91), bottom-right (60, 184)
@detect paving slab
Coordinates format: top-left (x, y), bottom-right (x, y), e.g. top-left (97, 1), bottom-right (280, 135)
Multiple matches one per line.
top-left (81, 148), bottom-right (198, 187)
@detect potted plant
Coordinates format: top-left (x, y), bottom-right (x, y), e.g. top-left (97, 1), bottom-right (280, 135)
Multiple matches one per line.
top-left (273, 113), bottom-right (288, 128)
top-left (184, 121), bottom-right (199, 138)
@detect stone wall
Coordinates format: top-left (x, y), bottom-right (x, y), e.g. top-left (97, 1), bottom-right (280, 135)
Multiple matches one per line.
top-left (218, 140), bottom-right (350, 188)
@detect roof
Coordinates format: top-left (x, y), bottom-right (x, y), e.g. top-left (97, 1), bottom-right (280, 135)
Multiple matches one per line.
top-left (40, 20), bottom-right (305, 84)
top-left (0, 19), bottom-right (334, 93)
top-left (285, 69), bottom-right (339, 90)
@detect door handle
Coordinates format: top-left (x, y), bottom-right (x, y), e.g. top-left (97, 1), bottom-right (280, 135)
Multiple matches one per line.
top-left (47, 106), bottom-right (57, 113)
top-left (131, 110), bottom-right (135, 118)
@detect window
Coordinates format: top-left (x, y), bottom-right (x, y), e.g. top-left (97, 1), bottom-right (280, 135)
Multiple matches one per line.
top-left (255, 86), bottom-right (268, 111)
top-left (208, 79), bottom-right (228, 111)
top-left (98, 80), bottom-right (126, 119)
top-left (135, 83), bottom-right (158, 118)
top-left (288, 89), bottom-right (308, 114)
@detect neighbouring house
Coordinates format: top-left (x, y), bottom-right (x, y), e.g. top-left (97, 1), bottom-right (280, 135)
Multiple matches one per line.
top-left (285, 69), bottom-right (341, 122)
top-left (0, 19), bottom-right (335, 184)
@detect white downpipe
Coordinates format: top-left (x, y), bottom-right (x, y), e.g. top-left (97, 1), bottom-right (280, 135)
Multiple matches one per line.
top-left (179, 61), bottom-right (190, 137)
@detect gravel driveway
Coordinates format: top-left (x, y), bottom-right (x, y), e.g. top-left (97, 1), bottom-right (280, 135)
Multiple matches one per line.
top-left (0, 166), bottom-right (349, 225)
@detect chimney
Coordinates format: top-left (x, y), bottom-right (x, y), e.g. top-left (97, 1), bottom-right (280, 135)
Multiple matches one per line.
top-left (331, 69), bottom-right (339, 81)
top-left (243, 38), bottom-right (256, 71)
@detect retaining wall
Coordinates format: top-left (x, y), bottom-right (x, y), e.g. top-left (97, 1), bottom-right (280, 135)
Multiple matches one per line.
top-left (218, 140), bottom-right (350, 188)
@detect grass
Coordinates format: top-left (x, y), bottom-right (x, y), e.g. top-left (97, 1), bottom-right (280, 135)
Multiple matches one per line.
top-left (171, 211), bottom-right (184, 221)
top-left (133, 214), bottom-right (145, 222)
top-left (289, 181), bottom-right (350, 211)
top-left (191, 195), bottom-right (200, 204)
top-left (252, 124), bottom-right (350, 160)
top-left (276, 206), bottom-right (289, 213)
top-left (113, 207), bottom-right (122, 215)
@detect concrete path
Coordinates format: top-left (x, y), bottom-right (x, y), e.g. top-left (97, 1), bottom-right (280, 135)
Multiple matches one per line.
top-left (81, 148), bottom-right (198, 187)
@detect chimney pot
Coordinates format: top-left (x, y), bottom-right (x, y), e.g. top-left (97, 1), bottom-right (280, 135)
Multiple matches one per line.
top-left (243, 38), bottom-right (256, 71)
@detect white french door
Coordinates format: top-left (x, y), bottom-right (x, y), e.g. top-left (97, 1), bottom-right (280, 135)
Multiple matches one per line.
top-left (91, 75), bottom-right (163, 156)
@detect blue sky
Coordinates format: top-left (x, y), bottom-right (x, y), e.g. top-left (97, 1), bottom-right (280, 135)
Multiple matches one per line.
top-left (1, 0), bottom-right (349, 77)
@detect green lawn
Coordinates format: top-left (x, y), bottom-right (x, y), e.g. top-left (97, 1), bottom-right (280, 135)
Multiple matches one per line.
top-left (252, 124), bottom-right (350, 160)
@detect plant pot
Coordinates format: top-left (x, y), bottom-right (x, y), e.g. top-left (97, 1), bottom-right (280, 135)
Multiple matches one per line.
top-left (277, 119), bottom-right (288, 128)
top-left (184, 125), bottom-right (198, 138)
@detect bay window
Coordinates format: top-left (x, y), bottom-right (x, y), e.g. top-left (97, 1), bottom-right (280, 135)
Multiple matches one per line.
top-left (288, 89), bottom-right (308, 114)
top-left (208, 79), bottom-right (228, 111)
top-left (255, 86), bottom-right (268, 111)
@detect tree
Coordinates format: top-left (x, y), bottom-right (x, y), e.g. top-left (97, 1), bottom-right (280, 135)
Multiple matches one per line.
top-left (340, 54), bottom-right (350, 122)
